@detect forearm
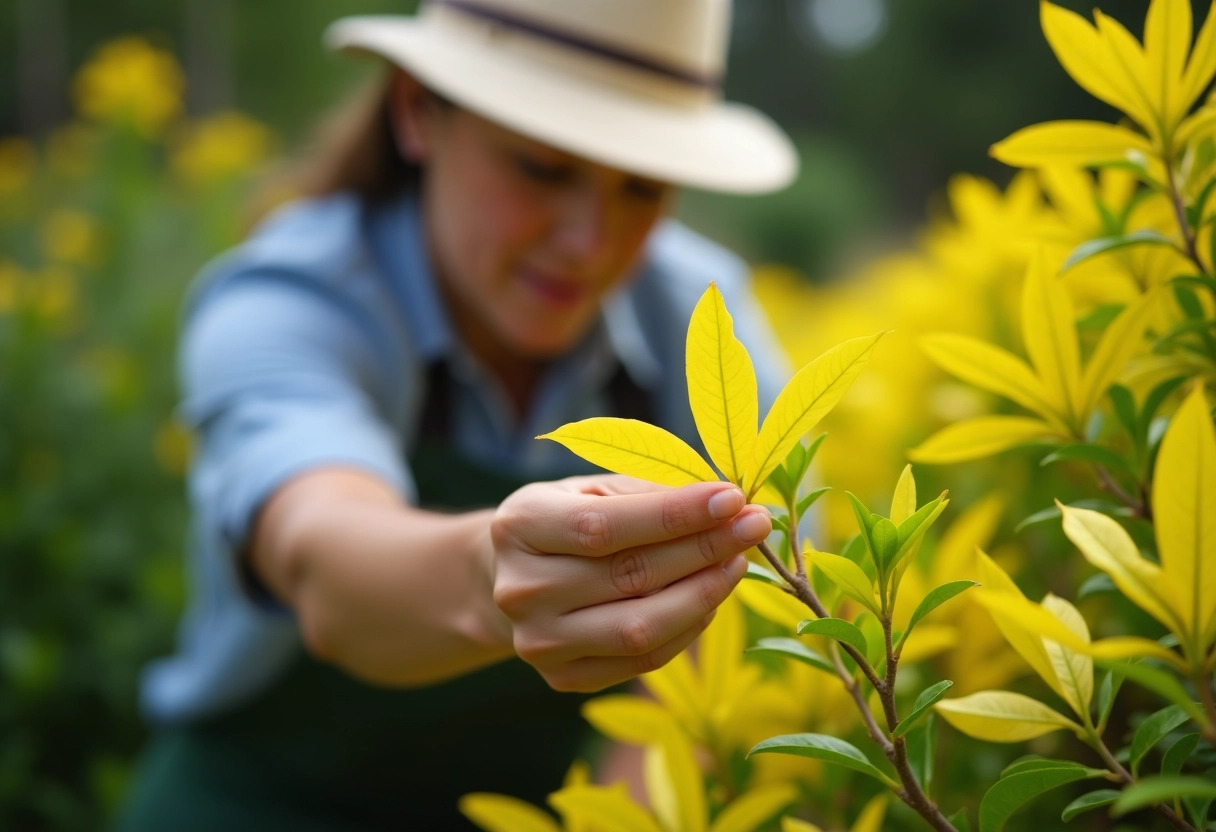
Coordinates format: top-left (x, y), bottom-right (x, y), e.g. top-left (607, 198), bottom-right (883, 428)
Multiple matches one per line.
top-left (250, 469), bottom-right (515, 687)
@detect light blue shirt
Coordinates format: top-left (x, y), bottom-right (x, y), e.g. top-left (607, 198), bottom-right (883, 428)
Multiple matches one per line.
top-left (141, 191), bottom-right (790, 723)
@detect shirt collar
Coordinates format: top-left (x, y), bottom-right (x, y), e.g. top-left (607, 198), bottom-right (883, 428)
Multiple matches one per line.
top-left (366, 190), bottom-right (661, 391)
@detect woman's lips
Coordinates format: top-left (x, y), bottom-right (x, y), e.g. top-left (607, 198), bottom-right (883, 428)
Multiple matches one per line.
top-left (518, 265), bottom-right (591, 308)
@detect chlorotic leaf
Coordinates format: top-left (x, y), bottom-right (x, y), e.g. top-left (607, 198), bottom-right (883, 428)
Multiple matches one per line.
top-left (811, 550), bottom-right (880, 615)
top-left (744, 334), bottom-right (882, 498)
top-left (748, 733), bottom-right (897, 786)
top-left (644, 734), bottom-right (705, 832)
top-left (686, 283), bottom-right (758, 485)
top-left (920, 334), bottom-right (1061, 422)
top-left (1077, 290), bottom-right (1157, 416)
top-left (538, 418), bottom-right (718, 487)
top-left (991, 120), bottom-right (1154, 168)
top-left (935, 691), bottom-right (1080, 742)
top-left (459, 793), bottom-right (562, 832)
top-left (1021, 249), bottom-right (1082, 427)
top-left (549, 784), bottom-right (665, 832)
top-left (581, 695), bottom-right (679, 746)
top-left (909, 416), bottom-right (1059, 464)
top-left (1151, 385), bottom-right (1216, 649)
top-left (890, 464), bottom-right (917, 525)
top-left (708, 784), bottom-right (798, 832)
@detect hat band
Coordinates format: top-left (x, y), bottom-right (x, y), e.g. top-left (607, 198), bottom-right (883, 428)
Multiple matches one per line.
top-left (433, 0), bottom-right (722, 91)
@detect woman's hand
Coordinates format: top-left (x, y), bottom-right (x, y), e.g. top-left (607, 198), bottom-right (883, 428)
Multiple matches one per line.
top-left (490, 476), bottom-right (770, 693)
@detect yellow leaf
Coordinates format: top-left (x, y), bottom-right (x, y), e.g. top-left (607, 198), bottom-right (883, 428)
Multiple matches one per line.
top-left (1041, 594), bottom-right (1094, 715)
top-left (908, 416), bottom-right (1059, 464)
top-left (549, 784), bottom-right (666, 832)
top-left (1092, 11), bottom-right (1159, 138)
top-left (975, 555), bottom-right (1075, 707)
top-left (687, 283), bottom-right (758, 485)
top-left (709, 784), bottom-right (798, 832)
top-left (890, 464), bottom-right (917, 525)
top-left (1144, 0), bottom-right (1192, 126)
top-left (645, 735), bottom-right (706, 832)
top-left (539, 417), bottom-right (718, 487)
top-left (1021, 250), bottom-right (1082, 428)
top-left (1181, 2), bottom-right (1216, 113)
top-left (1177, 105), bottom-right (1216, 145)
top-left (744, 333), bottom-right (882, 498)
top-left (1041, 3), bottom-right (1156, 131)
top-left (640, 651), bottom-right (705, 742)
top-left (736, 578), bottom-right (807, 631)
top-left (1059, 503), bottom-right (1186, 636)
top-left (850, 795), bottom-right (890, 832)
top-left (781, 818), bottom-right (824, 832)
top-left (811, 550), bottom-right (879, 615)
top-left (1087, 636), bottom-right (1191, 671)
top-left (935, 690), bottom-right (1080, 742)
top-left (459, 793), bottom-right (562, 832)
top-left (1152, 385), bottom-right (1216, 649)
top-left (920, 334), bottom-right (1064, 426)
top-left (701, 593), bottom-right (746, 707)
top-left (582, 695), bottom-right (680, 746)
top-left (1077, 291), bottom-right (1156, 417)
top-left (991, 120), bottom-right (1154, 168)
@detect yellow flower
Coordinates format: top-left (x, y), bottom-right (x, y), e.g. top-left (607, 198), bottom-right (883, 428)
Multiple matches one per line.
top-left (994, 0), bottom-right (1216, 166)
top-left (41, 209), bottom-right (102, 267)
top-left (73, 37), bottom-right (184, 138)
top-left (0, 138), bottom-right (35, 196)
top-left (171, 112), bottom-right (274, 186)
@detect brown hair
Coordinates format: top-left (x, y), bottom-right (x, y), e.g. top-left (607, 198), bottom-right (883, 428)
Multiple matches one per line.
top-left (246, 70), bottom-right (419, 228)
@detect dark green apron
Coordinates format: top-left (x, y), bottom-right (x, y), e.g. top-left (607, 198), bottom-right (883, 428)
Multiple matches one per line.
top-left (117, 364), bottom-right (649, 831)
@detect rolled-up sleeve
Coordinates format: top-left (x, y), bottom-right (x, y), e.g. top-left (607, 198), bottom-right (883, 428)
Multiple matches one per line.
top-left (180, 271), bottom-right (414, 558)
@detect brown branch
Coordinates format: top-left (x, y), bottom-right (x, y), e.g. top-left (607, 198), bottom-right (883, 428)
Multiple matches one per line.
top-left (1090, 732), bottom-right (1197, 832)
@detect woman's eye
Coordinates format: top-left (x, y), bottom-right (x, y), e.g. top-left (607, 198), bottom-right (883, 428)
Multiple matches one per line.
top-left (517, 156), bottom-right (572, 184)
top-left (625, 179), bottom-right (667, 202)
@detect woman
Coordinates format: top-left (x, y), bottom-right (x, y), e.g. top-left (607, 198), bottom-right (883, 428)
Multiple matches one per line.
top-left (119, 0), bottom-right (798, 829)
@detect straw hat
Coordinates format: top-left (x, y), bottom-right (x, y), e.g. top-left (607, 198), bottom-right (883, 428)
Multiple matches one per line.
top-left (325, 0), bottom-right (798, 194)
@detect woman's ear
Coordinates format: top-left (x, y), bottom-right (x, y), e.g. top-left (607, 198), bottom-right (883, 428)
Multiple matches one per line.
top-left (388, 70), bottom-right (437, 163)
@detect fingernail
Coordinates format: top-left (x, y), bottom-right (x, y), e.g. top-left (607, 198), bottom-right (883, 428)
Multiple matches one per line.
top-left (732, 510), bottom-right (771, 544)
top-left (722, 553), bottom-right (747, 581)
top-left (707, 487), bottom-right (745, 520)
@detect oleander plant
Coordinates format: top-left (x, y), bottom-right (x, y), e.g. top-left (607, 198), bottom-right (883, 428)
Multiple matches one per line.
top-left (460, 1), bottom-right (1216, 830)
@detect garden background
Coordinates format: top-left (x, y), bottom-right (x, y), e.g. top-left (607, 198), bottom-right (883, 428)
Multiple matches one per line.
top-left (2, 0), bottom-right (1211, 830)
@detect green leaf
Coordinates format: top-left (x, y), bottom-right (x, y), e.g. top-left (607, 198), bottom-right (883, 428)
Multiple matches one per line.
top-left (1093, 658), bottom-right (1208, 726)
top-left (904, 581), bottom-right (978, 639)
top-left (796, 617), bottom-right (868, 657)
top-left (1060, 789), bottom-right (1121, 822)
top-left (764, 466), bottom-right (793, 501)
top-left (801, 433), bottom-right (827, 472)
top-left (855, 612), bottom-right (886, 671)
top-left (1000, 756), bottom-right (1086, 778)
top-left (1078, 573), bottom-right (1118, 601)
top-left (748, 733), bottom-right (897, 787)
top-left (1174, 284), bottom-right (1206, 320)
top-left (847, 493), bottom-right (878, 543)
top-left (811, 551), bottom-right (879, 615)
top-left (746, 637), bottom-right (835, 675)
top-left (796, 487), bottom-right (831, 518)
top-left (1161, 733), bottom-right (1200, 777)
top-left (1130, 704), bottom-right (1192, 777)
top-left (905, 713), bottom-right (936, 794)
top-left (1112, 776), bottom-right (1216, 815)
top-left (1186, 176), bottom-right (1216, 228)
top-left (948, 809), bottom-right (972, 832)
top-left (743, 562), bottom-right (784, 587)
top-left (1141, 375), bottom-right (1189, 433)
top-left (871, 517), bottom-right (899, 573)
top-left (1097, 669), bottom-right (1123, 727)
top-left (1109, 384), bottom-right (1138, 438)
top-left (894, 680), bottom-right (954, 737)
top-left (1039, 442), bottom-right (1136, 476)
top-left (770, 514), bottom-right (790, 535)
top-left (1062, 229), bottom-right (1179, 272)
top-left (979, 766), bottom-right (1102, 832)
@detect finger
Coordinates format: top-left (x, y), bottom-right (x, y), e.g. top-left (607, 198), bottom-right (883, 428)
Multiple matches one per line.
top-left (589, 506), bottom-right (769, 603)
top-left (543, 553), bottom-right (748, 664)
top-left (510, 480), bottom-right (748, 557)
top-left (557, 474), bottom-right (673, 498)
top-left (540, 611), bottom-right (716, 693)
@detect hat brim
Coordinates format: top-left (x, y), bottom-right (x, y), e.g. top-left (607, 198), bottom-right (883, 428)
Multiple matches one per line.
top-left (326, 16), bottom-right (798, 194)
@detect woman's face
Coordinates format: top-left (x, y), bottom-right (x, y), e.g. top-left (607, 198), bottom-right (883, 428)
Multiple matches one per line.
top-left (392, 74), bottom-right (673, 367)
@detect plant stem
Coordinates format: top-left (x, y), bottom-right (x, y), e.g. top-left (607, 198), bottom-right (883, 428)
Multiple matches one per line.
top-left (787, 496), bottom-right (807, 584)
top-left (1166, 162), bottom-right (1206, 277)
top-left (1087, 730), bottom-right (1197, 832)
top-left (1094, 463), bottom-right (1151, 520)
top-left (757, 540), bottom-right (958, 832)
top-left (1195, 671), bottom-right (1216, 746)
